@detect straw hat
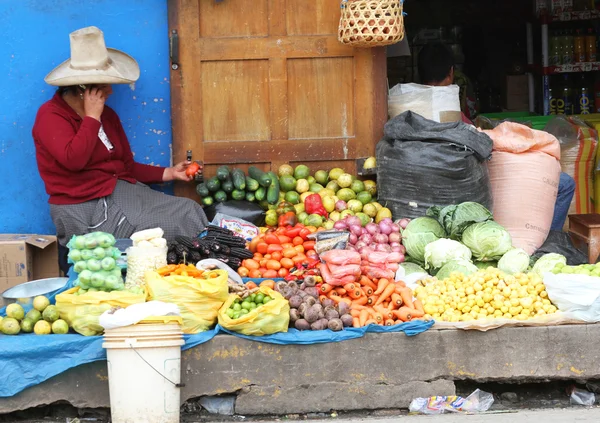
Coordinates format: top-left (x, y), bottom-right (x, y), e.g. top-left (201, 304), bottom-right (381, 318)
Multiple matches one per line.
top-left (45, 26), bottom-right (140, 86)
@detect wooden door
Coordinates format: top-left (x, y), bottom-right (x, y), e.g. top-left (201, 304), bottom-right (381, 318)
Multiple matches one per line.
top-left (169, 0), bottom-right (387, 198)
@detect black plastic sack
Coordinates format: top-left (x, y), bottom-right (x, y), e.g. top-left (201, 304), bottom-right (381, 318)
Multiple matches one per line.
top-left (531, 230), bottom-right (589, 266)
top-left (204, 200), bottom-right (265, 227)
top-left (376, 111), bottom-right (494, 219)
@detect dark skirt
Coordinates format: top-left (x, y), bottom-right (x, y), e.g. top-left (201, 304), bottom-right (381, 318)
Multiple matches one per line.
top-left (50, 180), bottom-right (208, 246)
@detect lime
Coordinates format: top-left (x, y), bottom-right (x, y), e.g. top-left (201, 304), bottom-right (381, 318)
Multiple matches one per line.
top-left (296, 179), bottom-right (310, 194)
top-left (278, 164), bottom-right (294, 177)
top-left (294, 165), bottom-right (310, 180)
top-left (337, 173), bottom-right (353, 188)
top-left (356, 212), bottom-right (371, 226)
top-left (240, 309), bottom-right (250, 315)
top-left (232, 312), bottom-right (240, 320)
top-left (42, 305), bottom-right (60, 323)
top-left (227, 309), bottom-right (235, 318)
top-left (285, 191), bottom-right (300, 204)
top-left (263, 296), bottom-right (273, 304)
top-left (305, 214), bottom-right (324, 227)
top-left (51, 319), bottom-right (69, 334)
top-left (233, 303), bottom-right (242, 311)
top-left (315, 170), bottom-right (329, 186)
top-left (307, 176), bottom-right (316, 185)
top-left (25, 309), bottom-right (42, 323)
top-left (279, 175), bottom-right (297, 192)
top-left (241, 301), bottom-right (252, 310)
top-left (328, 168), bottom-right (344, 181)
top-left (347, 199), bottom-right (363, 213)
top-left (1, 317), bottom-right (20, 335)
top-left (350, 179), bottom-right (365, 193)
top-left (362, 203), bottom-right (378, 217)
top-left (20, 319), bottom-right (34, 333)
top-left (249, 294), bottom-right (256, 302)
top-left (326, 181), bottom-right (340, 192)
top-left (256, 293), bottom-right (265, 303)
top-left (309, 183), bottom-right (324, 193)
top-left (249, 302), bottom-right (257, 310)
top-left (297, 212), bottom-right (308, 225)
top-left (364, 180), bottom-right (377, 196)
top-left (337, 188), bottom-right (357, 202)
top-left (356, 191), bottom-right (372, 205)
top-left (6, 303), bottom-right (25, 320)
top-left (34, 320), bottom-right (52, 335)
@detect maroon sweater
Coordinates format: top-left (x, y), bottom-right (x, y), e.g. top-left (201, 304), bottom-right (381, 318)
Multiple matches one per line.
top-left (32, 92), bottom-right (165, 205)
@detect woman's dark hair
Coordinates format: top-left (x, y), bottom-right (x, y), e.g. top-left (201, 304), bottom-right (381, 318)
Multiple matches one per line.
top-left (417, 42), bottom-right (455, 85)
top-left (56, 85), bottom-right (82, 95)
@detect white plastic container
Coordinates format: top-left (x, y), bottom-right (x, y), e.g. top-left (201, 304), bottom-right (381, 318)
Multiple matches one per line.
top-left (102, 322), bottom-right (184, 423)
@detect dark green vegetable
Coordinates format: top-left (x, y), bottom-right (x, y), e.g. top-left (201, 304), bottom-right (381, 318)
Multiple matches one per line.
top-left (266, 171), bottom-right (280, 205)
top-left (249, 166), bottom-right (271, 187)
top-left (206, 177), bottom-right (221, 192)
top-left (255, 186), bottom-right (266, 201)
top-left (245, 176), bottom-right (259, 192)
top-left (245, 191), bottom-right (255, 202)
top-left (231, 189), bottom-right (245, 201)
top-left (221, 177), bottom-right (234, 194)
top-left (202, 196), bottom-right (214, 207)
top-left (216, 165), bottom-right (231, 181)
top-left (196, 183), bottom-right (209, 197)
top-left (214, 191), bottom-right (227, 203)
top-left (231, 168), bottom-right (246, 190)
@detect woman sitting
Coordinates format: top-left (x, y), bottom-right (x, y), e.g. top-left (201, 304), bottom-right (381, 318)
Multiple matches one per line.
top-left (32, 26), bottom-right (208, 262)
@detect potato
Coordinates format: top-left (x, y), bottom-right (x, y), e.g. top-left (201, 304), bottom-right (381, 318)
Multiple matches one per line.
top-left (328, 318), bottom-right (343, 332)
top-left (295, 319), bottom-right (310, 331)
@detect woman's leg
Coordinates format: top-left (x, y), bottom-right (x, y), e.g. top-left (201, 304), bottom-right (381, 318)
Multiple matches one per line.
top-left (551, 173), bottom-right (576, 232)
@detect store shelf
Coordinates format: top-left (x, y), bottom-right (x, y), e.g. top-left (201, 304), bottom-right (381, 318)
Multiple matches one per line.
top-left (550, 10), bottom-right (600, 22)
top-left (544, 62), bottom-right (600, 74)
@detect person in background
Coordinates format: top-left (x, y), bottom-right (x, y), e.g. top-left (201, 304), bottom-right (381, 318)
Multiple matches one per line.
top-left (32, 27), bottom-right (209, 272)
top-left (417, 42), bottom-right (576, 232)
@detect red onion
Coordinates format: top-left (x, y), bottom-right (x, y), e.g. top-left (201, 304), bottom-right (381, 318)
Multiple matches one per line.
top-left (365, 223), bottom-right (379, 235)
top-left (346, 216), bottom-right (361, 228)
top-left (391, 223), bottom-right (400, 233)
top-left (398, 253), bottom-right (405, 263)
top-left (391, 245), bottom-right (403, 253)
top-left (387, 252), bottom-right (403, 262)
top-left (355, 240), bottom-right (367, 250)
top-left (349, 233), bottom-right (358, 244)
top-left (374, 234), bottom-right (388, 244)
top-left (398, 218), bottom-right (410, 230)
top-left (347, 244), bottom-right (357, 251)
top-left (361, 227), bottom-right (368, 236)
top-left (375, 244), bottom-right (391, 252)
top-left (350, 225), bottom-right (362, 237)
top-left (359, 233), bottom-right (373, 245)
top-left (380, 218), bottom-right (393, 226)
top-left (334, 221), bottom-right (348, 230)
top-left (388, 232), bottom-right (401, 243)
top-left (336, 200), bottom-right (347, 212)
top-left (379, 221), bottom-right (393, 235)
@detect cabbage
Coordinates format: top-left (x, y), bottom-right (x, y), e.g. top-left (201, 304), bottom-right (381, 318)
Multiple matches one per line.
top-left (436, 259), bottom-right (479, 280)
top-left (461, 221), bottom-right (512, 261)
top-left (427, 202), bottom-right (493, 240)
top-left (402, 217), bottom-right (446, 263)
top-left (424, 238), bottom-right (472, 270)
top-left (498, 248), bottom-right (530, 275)
top-left (399, 262), bottom-right (427, 276)
top-left (532, 253), bottom-right (567, 277)
top-left (475, 260), bottom-right (497, 270)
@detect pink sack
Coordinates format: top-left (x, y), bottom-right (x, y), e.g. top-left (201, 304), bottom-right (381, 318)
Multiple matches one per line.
top-left (320, 264), bottom-right (357, 286)
top-left (483, 123), bottom-right (561, 255)
top-left (327, 263), bottom-right (361, 279)
top-left (320, 250), bottom-right (361, 266)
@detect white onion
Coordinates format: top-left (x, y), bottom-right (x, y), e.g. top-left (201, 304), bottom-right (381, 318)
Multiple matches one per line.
top-left (365, 223), bottom-right (379, 235)
top-left (334, 221), bottom-right (348, 230)
top-left (388, 232), bottom-right (401, 243)
top-left (349, 233), bottom-right (358, 244)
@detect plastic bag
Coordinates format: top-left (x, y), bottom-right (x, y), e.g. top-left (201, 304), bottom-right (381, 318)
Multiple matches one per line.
top-left (307, 230), bottom-right (349, 255)
top-left (218, 286), bottom-right (289, 336)
top-left (211, 211), bottom-right (260, 242)
top-left (543, 273), bottom-right (600, 322)
top-left (145, 270), bottom-right (229, 333)
top-left (55, 287), bottom-right (147, 336)
top-left (388, 83), bottom-right (462, 123)
top-left (320, 250), bottom-right (361, 266)
top-left (376, 111), bottom-right (493, 219)
top-left (409, 389), bottom-right (494, 415)
top-left (532, 230), bottom-right (588, 266)
top-left (125, 245), bottom-right (167, 288)
top-left (570, 387), bottom-right (596, 406)
top-left (98, 301), bottom-right (181, 330)
top-left (204, 200), bottom-right (265, 227)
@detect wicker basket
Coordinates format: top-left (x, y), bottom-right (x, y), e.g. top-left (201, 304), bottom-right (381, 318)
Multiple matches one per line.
top-left (338, 0), bottom-right (405, 48)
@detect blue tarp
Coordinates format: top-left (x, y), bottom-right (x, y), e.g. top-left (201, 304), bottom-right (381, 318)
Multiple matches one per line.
top-left (0, 273), bottom-right (433, 398)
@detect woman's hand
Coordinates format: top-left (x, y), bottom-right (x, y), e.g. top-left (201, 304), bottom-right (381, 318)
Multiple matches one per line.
top-left (163, 161), bottom-right (199, 182)
top-left (83, 87), bottom-right (106, 121)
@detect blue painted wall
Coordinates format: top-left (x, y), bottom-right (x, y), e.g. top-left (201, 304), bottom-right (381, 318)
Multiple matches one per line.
top-left (0, 0), bottom-right (172, 235)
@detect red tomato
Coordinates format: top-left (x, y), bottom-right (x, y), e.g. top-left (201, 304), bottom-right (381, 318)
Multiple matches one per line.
top-left (266, 244), bottom-right (283, 254)
top-left (303, 241), bottom-right (316, 251)
top-left (262, 269), bottom-right (278, 278)
top-left (265, 233), bottom-right (280, 245)
top-left (256, 243), bottom-right (268, 255)
top-left (277, 268), bottom-right (289, 278)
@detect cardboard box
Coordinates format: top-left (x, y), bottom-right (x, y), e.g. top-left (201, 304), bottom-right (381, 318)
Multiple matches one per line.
top-left (505, 75), bottom-right (530, 111)
top-left (0, 234), bottom-right (59, 292)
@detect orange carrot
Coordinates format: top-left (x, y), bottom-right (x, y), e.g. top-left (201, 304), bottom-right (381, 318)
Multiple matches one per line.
top-left (335, 287), bottom-right (347, 296)
top-left (344, 283), bottom-right (356, 291)
top-left (394, 319), bottom-right (403, 325)
top-left (319, 295), bottom-right (328, 304)
top-left (320, 283), bottom-right (333, 294)
top-left (385, 319), bottom-right (395, 326)
top-left (352, 295), bottom-right (368, 306)
top-left (371, 311), bottom-right (384, 324)
top-left (353, 317), bottom-right (361, 328)
top-left (364, 318), bottom-right (377, 326)
top-left (374, 304), bottom-right (393, 320)
top-left (391, 293), bottom-right (403, 307)
top-left (360, 276), bottom-right (377, 290)
top-left (327, 290), bottom-right (339, 299)
top-left (359, 309), bottom-right (370, 327)
top-left (330, 295), bottom-right (352, 306)
top-left (374, 278), bottom-right (390, 295)
top-left (375, 283), bottom-right (396, 305)
top-left (361, 285), bottom-right (374, 296)
top-left (395, 280), bottom-right (407, 288)
top-left (413, 298), bottom-right (425, 313)
top-left (347, 288), bottom-right (362, 299)
top-left (393, 306), bottom-right (424, 322)
top-left (367, 295), bottom-right (378, 305)
top-left (350, 309), bottom-right (361, 318)
top-left (399, 287), bottom-right (414, 309)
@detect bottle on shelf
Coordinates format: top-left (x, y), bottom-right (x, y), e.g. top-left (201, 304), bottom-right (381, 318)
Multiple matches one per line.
top-left (586, 27), bottom-right (597, 62)
top-left (562, 74), bottom-right (574, 115)
top-left (549, 82), bottom-right (557, 115)
top-left (575, 29), bottom-right (586, 62)
top-left (562, 30), bottom-right (574, 65)
top-left (594, 74), bottom-right (600, 112)
top-left (576, 74), bottom-right (592, 114)
top-left (550, 30), bottom-right (562, 65)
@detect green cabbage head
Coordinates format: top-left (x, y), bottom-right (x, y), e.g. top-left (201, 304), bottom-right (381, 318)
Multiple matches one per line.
top-left (462, 221), bottom-right (512, 261)
top-left (402, 217), bottom-right (446, 263)
top-left (424, 238), bottom-right (472, 270)
top-left (532, 253), bottom-right (567, 277)
top-left (498, 248), bottom-right (530, 275)
top-left (435, 259), bottom-right (479, 280)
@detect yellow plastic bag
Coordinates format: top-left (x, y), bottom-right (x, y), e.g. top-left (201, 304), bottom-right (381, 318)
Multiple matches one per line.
top-left (55, 287), bottom-right (147, 336)
top-left (145, 269), bottom-right (229, 334)
top-left (218, 286), bottom-right (290, 336)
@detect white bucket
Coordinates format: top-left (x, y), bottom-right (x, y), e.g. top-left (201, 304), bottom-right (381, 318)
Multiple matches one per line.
top-left (102, 322), bottom-right (185, 423)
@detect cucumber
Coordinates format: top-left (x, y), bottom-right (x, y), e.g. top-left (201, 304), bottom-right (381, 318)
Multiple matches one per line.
top-left (206, 176), bottom-right (221, 192)
top-left (248, 166), bottom-right (272, 187)
top-left (221, 176), bottom-right (234, 194)
top-left (255, 186), bottom-right (266, 201)
top-left (231, 189), bottom-right (246, 201)
top-left (231, 168), bottom-right (246, 190)
top-left (202, 196), bottom-right (214, 207)
top-left (214, 190), bottom-right (227, 203)
top-left (216, 165), bottom-right (230, 181)
top-left (245, 191), bottom-right (256, 202)
top-left (266, 171), bottom-right (280, 205)
top-left (196, 183), bottom-right (209, 197)
top-left (245, 176), bottom-right (259, 192)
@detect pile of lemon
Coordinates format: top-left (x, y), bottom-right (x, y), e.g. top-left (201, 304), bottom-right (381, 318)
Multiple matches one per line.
top-left (414, 267), bottom-right (558, 322)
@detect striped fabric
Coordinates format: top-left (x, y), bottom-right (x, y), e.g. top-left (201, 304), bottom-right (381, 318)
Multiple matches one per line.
top-left (50, 180), bottom-right (208, 246)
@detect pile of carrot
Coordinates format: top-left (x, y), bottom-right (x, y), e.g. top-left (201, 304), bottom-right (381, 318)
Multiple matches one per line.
top-left (317, 275), bottom-right (425, 327)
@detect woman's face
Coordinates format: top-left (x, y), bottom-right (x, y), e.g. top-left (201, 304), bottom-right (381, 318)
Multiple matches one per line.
top-left (95, 84), bottom-right (113, 98)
